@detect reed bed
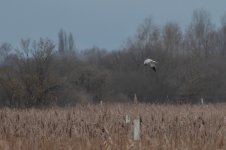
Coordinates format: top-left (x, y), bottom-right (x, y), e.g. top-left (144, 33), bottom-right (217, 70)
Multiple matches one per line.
top-left (0, 103), bottom-right (225, 150)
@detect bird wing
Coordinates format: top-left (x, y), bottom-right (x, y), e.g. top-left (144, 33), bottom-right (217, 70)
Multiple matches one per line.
top-left (150, 62), bottom-right (156, 67)
top-left (144, 59), bottom-right (151, 65)
top-left (152, 66), bottom-right (157, 72)
top-left (144, 58), bottom-right (158, 64)
top-left (150, 59), bottom-right (158, 63)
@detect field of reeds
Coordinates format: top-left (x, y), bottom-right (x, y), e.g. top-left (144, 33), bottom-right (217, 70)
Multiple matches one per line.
top-left (0, 103), bottom-right (226, 150)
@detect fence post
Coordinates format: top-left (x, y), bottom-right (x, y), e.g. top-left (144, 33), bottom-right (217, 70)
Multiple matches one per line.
top-left (134, 93), bottom-right (138, 104)
top-left (200, 98), bottom-right (204, 105)
top-left (133, 116), bottom-right (141, 150)
top-left (125, 115), bottom-right (130, 124)
top-left (100, 100), bottom-right (103, 107)
top-left (133, 116), bottom-right (140, 140)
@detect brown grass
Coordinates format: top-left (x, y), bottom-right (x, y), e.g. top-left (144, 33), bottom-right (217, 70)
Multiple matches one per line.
top-left (0, 103), bottom-right (226, 150)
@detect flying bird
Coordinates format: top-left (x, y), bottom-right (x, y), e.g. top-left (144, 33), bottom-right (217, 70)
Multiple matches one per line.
top-left (144, 58), bottom-right (158, 72)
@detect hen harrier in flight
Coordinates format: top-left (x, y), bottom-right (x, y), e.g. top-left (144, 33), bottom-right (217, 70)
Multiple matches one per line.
top-left (144, 58), bottom-right (158, 72)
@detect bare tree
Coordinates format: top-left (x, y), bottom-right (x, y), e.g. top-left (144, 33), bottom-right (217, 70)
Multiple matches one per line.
top-left (68, 33), bottom-right (75, 52)
top-left (58, 29), bottom-right (76, 54)
top-left (0, 43), bottom-right (12, 61)
top-left (134, 17), bottom-right (161, 50)
top-left (162, 22), bottom-right (182, 55)
top-left (185, 9), bottom-right (214, 56)
top-left (219, 13), bottom-right (226, 55)
top-left (4, 38), bottom-right (56, 107)
top-left (58, 29), bottom-right (66, 53)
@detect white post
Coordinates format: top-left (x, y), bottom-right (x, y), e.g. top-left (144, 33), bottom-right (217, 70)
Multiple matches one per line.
top-left (125, 115), bottom-right (130, 124)
top-left (201, 98), bottom-right (204, 105)
top-left (100, 100), bottom-right (103, 106)
top-left (134, 93), bottom-right (138, 104)
top-left (133, 117), bottom-right (140, 141)
top-left (224, 117), bottom-right (226, 126)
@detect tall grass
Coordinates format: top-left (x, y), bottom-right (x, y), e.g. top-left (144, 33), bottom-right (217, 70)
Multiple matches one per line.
top-left (0, 103), bottom-right (225, 150)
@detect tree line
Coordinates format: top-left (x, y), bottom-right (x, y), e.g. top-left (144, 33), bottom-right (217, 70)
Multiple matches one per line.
top-left (0, 9), bottom-right (226, 107)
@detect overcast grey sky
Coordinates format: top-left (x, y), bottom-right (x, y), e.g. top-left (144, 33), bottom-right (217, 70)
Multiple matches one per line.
top-left (0, 0), bottom-right (226, 50)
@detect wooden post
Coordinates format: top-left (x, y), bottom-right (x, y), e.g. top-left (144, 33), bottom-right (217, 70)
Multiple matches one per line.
top-left (134, 93), bottom-right (138, 104)
top-left (200, 98), bottom-right (204, 105)
top-left (133, 117), bottom-right (140, 141)
top-left (125, 115), bottom-right (130, 124)
top-left (100, 100), bottom-right (103, 107)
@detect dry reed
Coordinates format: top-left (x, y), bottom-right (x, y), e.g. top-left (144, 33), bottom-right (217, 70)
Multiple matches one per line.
top-left (0, 103), bottom-right (225, 150)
